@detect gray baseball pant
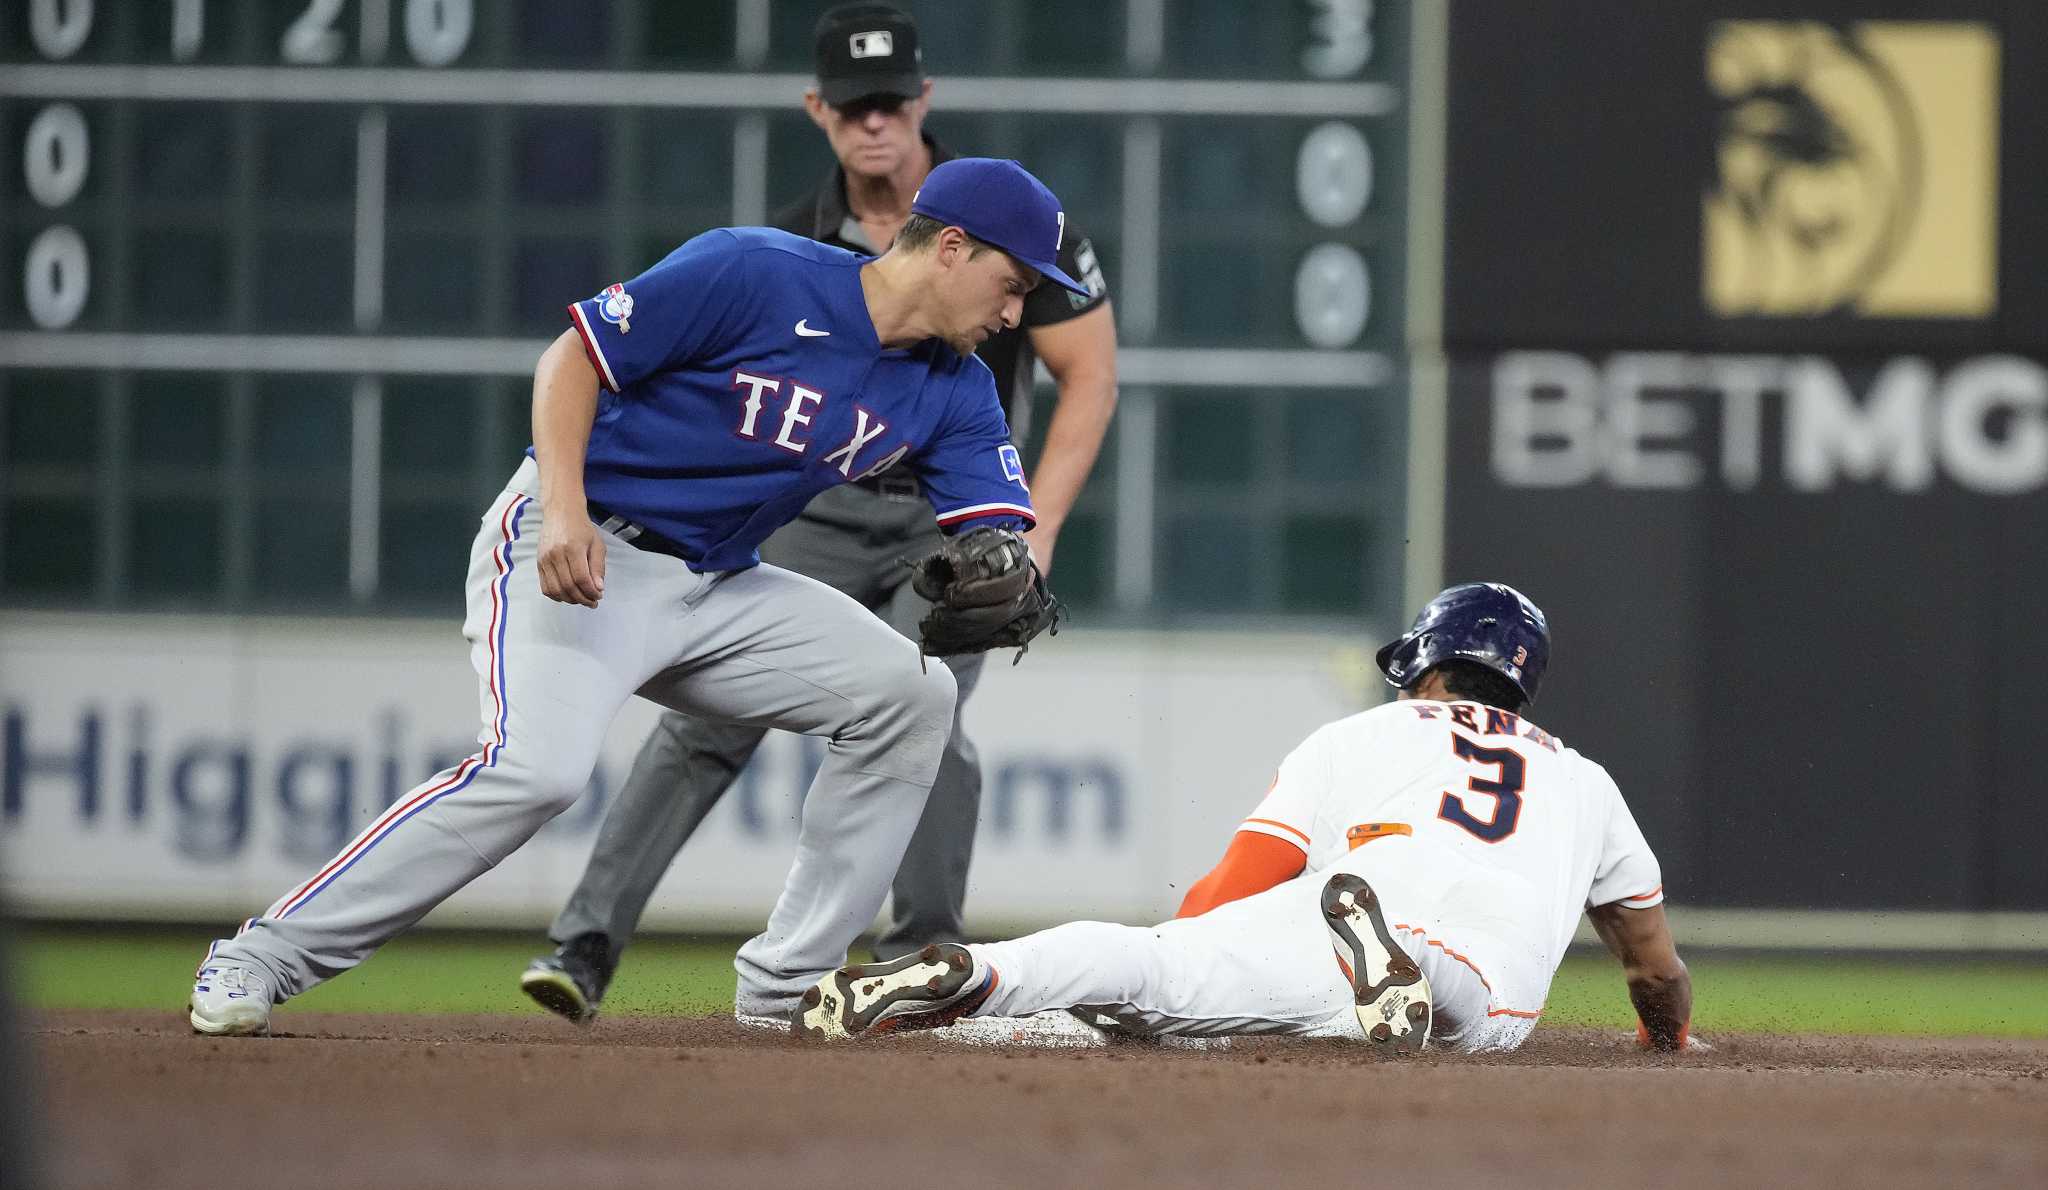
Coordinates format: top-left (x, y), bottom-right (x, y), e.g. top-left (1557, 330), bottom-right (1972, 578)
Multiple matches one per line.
top-left (205, 462), bottom-right (955, 1018)
top-left (548, 482), bottom-right (987, 969)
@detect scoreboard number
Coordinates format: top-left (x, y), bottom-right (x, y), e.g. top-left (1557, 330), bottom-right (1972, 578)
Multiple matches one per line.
top-left (283, 0), bottom-right (474, 66)
top-left (29, 0), bottom-right (93, 60)
top-left (23, 5), bottom-right (95, 328)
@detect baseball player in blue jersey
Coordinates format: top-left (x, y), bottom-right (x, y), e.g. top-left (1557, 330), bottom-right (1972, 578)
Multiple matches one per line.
top-left (188, 158), bottom-right (1090, 1035)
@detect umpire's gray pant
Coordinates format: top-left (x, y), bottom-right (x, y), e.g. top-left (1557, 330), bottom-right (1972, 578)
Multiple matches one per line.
top-left (550, 481), bottom-right (989, 975)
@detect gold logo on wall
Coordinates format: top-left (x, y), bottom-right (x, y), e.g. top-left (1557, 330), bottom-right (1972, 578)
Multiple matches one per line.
top-left (1703, 22), bottom-right (1999, 318)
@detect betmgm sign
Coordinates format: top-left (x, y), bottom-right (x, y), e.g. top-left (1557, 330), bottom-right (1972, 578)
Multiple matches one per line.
top-left (1702, 21), bottom-right (1999, 320)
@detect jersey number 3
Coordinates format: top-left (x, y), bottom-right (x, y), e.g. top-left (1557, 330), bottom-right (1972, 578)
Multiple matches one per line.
top-left (1439, 734), bottom-right (1526, 843)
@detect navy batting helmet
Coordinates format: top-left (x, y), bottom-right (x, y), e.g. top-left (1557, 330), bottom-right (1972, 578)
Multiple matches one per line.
top-left (1375, 582), bottom-right (1550, 703)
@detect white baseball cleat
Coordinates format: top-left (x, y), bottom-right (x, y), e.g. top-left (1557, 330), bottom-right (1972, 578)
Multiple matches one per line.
top-left (1321, 873), bottom-right (1432, 1053)
top-left (189, 963), bottom-right (273, 1036)
top-left (791, 943), bottom-right (993, 1041)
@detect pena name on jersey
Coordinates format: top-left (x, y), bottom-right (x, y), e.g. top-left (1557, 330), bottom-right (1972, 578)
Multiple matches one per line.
top-left (1240, 699), bottom-right (1664, 981)
top-left (561, 227), bottom-right (1033, 572)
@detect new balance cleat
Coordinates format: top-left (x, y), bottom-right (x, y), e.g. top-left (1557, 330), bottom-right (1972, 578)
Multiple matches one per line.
top-left (519, 932), bottom-right (615, 1025)
top-left (792, 943), bottom-right (993, 1041)
top-left (189, 963), bottom-right (272, 1036)
top-left (1321, 873), bottom-right (1432, 1053)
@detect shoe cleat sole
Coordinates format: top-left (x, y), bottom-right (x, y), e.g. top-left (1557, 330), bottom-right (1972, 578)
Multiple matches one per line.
top-left (1321, 872), bottom-right (1433, 1054)
top-left (519, 963), bottom-right (597, 1025)
top-left (792, 944), bottom-right (980, 1042)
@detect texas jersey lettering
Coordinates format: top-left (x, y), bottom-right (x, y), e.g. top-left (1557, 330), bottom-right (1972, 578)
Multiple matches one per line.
top-left (562, 228), bottom-right (1033, 571)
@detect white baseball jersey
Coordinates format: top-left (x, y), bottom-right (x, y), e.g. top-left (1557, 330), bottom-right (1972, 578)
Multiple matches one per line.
top-left (965, 697), bottom-right (1664, 1051)
top-left (1239, 698), bottom-right (1663, 997)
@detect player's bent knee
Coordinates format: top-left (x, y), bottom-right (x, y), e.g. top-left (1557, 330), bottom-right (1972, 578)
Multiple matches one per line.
top-left (520, 753), bottom-right (601, 817)
top-left (898, 656), bottom-right (958, 722)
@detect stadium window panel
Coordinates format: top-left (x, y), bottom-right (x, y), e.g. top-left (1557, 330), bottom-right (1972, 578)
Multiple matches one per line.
top-left (384, 232), bottom-right (485, 334)
top-left (924, 115), bottom-right (1001, 162)
top-left (642, 1), bottom-right (737, 69)
top-left (259, 108), bottom-right (357, 203)
top-left (132, 229), bottom-right (230, 331)
top-left (388, 109), bottom-right (486, 207)
top-left (383, 379), bottom-right (483, 476)
top-left (1160, 511), bottom-right (1260, 612)
top-left (253, 377), bottom-right (352, 471)
top-left (252, 230), bottom-right (355, 331)
top-left (1017, 121), bottom-right (1120, 219)
top-left (1159, 239), bottom-right (1294, 346)
top-left (1280, 513), bottom-right (1369, 615)
top-left (379, 496), bottom-right (475, 612)
top-left (516, 111), bottom-right (609, 207)
top-left (763, 111), bottom-right (840, 222)
top-left (1162, 122), bottom-right (1285, 218)
top-left (638, 116), bottom-right (734, 209)
top-left (897, 3), bottom-right (1001, 73)
top-left (4, 372), bottom-right (101, 466)
top-left (128, 495), bottom-right (223, 602)
top-left (2, 497), bottom-right (97, 598)
top-left (129, 374), bottom-right (227, 467)
top-left (491, 386), bottom-right (536, 480)
top-left (1019, 0), bottom-right (1125, 73)
top-left (1162, 0), bottom-right (1298, 78)
top-left (250, 495), bottom-right (349, 603)
top-left (134, 104), bottom-right (232, 201)
top-left (513, 237), bottom-right (605, 335)
top-left (1283, 393), bottom-right (1371, 488)
top-left (1161, 393), bottom-right (1257, 487)
top-left (517, 0), bottom-right (612, 66)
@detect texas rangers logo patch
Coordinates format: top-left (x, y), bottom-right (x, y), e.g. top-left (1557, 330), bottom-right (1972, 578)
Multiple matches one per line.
top-left (596, 282), bottom-right (633, 333)
top-left (998, 444), bottom-right (1027, 487)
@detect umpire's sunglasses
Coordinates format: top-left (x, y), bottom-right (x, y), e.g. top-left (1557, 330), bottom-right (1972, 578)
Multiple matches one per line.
top-left (833, 93), bottom-right (912, 121)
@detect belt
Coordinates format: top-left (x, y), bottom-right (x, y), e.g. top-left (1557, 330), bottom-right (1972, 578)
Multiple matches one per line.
top-left (587, 501), bottom-right (693, 562)
top-left (850, 470), bottom-right (922, 500)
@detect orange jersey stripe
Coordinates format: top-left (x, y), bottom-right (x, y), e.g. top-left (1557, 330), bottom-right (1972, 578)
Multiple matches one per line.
top-left (1623, 885), bottom-right (1664, 902)
top-left (1242, 817), bottom-right (1311, 849)
top-left (1390, 919), bottom-right (1544, 1021)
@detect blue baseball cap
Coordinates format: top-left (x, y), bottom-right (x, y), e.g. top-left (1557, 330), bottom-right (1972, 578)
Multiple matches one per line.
top-left (909, 158), bottom-right (1091, 298)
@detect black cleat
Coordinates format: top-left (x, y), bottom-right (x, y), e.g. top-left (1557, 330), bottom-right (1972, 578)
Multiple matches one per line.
top-left (791, 943), bottom-right (992, 1041)
top-left (1321, 873), bottom-right (1433, 1053)
top-left (519, 932), bottom-right (615, 1025)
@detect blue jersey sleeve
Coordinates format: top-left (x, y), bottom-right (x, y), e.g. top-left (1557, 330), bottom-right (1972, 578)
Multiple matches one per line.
top-left (568, 230), bottom-right (751, 392)
top-left (911, 363), bottom-right (1037, 532)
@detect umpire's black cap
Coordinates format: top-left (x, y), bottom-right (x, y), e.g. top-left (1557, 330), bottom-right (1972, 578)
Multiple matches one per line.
top-left (814, 3), bottom-right (925, 106)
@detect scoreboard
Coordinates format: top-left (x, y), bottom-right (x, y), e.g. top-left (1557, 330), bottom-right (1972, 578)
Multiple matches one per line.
top-left (1, 0), bottom-right (1412, 624)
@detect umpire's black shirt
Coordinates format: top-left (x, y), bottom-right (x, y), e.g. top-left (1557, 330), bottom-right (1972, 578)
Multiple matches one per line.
top-left (771, 136), bottom-right (1110, 448)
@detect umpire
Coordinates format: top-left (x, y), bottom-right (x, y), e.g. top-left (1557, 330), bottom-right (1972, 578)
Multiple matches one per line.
top-left (521, 2), bottom-right (1118, 1022)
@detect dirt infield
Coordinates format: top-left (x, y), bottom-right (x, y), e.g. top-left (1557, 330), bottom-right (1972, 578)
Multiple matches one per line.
top-left (31, 1009), bottom-right (2048, 1189)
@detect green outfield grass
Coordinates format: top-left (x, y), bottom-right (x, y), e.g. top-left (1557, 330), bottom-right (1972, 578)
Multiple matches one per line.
top-left (15, 925), bottom-right (2048, 1038)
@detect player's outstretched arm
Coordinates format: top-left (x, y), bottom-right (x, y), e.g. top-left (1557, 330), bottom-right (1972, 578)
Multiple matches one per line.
top-left (1586, 901), bottom-right (1697, 1051)
top-left (1021, 303), bottom-right (1117, 575)
top-left (531, 329), bottom-right (607, 608)
top-left (1173, 830), bottom-right (1306, 918)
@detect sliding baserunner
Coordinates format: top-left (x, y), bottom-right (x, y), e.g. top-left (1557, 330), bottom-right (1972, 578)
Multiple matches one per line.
top-left (796, 583), bottom-right (1698, 1054)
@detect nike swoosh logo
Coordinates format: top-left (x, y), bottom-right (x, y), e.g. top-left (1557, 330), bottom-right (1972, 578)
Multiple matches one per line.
top-left (795, 319), bottom-right (830, 337)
